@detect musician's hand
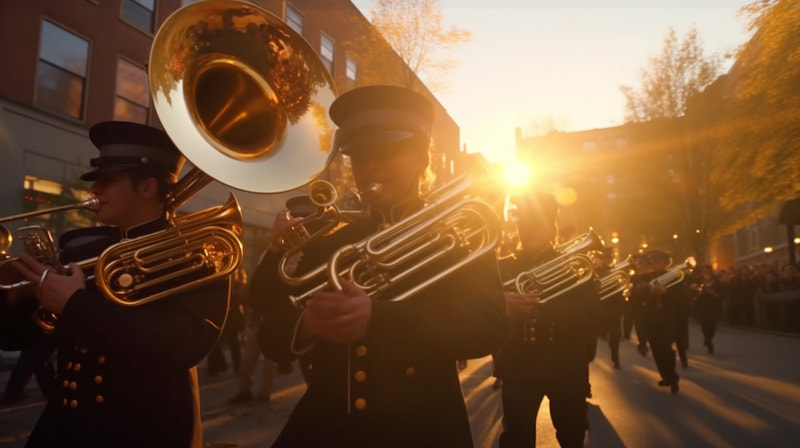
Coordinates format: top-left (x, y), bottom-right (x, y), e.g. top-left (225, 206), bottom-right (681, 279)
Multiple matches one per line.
top-left (12, 253), bottom-right (85, 315)
top-left (268, 209), bottom-right (304, 252)
top-left (505, 291), bottom-right (541, 316)
top-left (300, 279), bottom-right (372, 344)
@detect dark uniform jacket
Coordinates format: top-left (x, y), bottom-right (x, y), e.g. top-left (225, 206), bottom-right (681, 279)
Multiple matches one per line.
top-left (493, 246), bottom-right (600, 384)
top-left (255, 207), bottom-right (509, 448)
top-left (24, 218), bottom-right (230, 448)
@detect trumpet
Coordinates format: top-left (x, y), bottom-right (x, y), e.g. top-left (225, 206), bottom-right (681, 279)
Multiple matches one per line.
top-left (650, 256), bottom-right (697, 289)
top-left (0, 199), bottom-right (101, 333)
top-left (504, 228), bottom-right (604, 304)
top-left (597, 255), bottom-right (634, 302)
top-left (281, 170), bottom-right (502, 307)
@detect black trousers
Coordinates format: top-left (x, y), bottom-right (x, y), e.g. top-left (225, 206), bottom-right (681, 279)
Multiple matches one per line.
top-left (644, 309), bottom-right (679, 384)
top-left (499, 374), bottom-right (587, 448)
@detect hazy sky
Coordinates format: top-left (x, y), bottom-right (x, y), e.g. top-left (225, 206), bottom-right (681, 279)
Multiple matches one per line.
top-left (350, 0), bottom-right (755, 162)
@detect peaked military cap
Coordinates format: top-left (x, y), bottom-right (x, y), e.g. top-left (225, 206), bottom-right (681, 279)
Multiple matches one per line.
top-left (329, 85), bottom-right (436, 156)
top-left (646, 250), bottom-right (672, 265)
top-left (81, 121), bottom-right (185, 182)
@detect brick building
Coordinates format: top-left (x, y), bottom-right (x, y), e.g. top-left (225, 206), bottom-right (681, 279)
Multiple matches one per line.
top-left (0, 0), bottom-right (465, 273)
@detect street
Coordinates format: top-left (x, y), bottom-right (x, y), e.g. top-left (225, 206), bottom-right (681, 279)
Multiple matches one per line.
top-left (1, 323), bottom-right (799, 447)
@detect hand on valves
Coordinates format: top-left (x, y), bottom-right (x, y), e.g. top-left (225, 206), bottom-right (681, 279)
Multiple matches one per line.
top-left (505, 291), bottom-right (541, 317)
top-left (300, 279), bottom-right (372, 345)
top-left (11, 252), bottom-right (85, 315)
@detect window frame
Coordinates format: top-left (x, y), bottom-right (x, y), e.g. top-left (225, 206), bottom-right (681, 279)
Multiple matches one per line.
top-left (34, 19), bottom-right (90, 120)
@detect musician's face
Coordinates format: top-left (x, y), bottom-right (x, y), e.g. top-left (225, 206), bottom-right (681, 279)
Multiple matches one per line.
top-left (349, 140), bottom-right (427, 210)
top-left (89, 171), bottom-right (157, 230)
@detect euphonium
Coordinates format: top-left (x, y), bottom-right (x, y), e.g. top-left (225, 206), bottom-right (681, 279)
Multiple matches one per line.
top-left (282, 170), bottom-right (502, 307)
top-left (598, 254), bottom-right (633, 302)
top-left (650, 256), bottom-right (697, 289)
top-left (504, 228), bottom-right (604, 303)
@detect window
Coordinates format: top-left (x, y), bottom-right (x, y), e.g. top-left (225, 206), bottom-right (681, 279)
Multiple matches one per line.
top-left (320, 33), bottom-right (334, 72)
top-left (35, 21), bottom-right (89, 119)
top-left (114, 58), bottom-right (150, 123)
top-left (286, 4), bottom-right (304, 36)
top-left (346, 57), bottom-right (357, 81)
top-left (121, 0), bottom-right (155, 33)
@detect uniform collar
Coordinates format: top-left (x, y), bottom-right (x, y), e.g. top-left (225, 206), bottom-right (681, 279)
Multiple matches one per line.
top-left (123, 216), bottom-right (168, 239)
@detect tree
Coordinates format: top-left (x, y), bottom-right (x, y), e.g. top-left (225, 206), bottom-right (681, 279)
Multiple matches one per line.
top-left (617, 27), bottom-right (726, 262)
top-left (713, 0), bottom-right (800, 219)
top-left (620, 27), bottom-right (723, 123)
top-left (362, 0), bottom-right (471, 93)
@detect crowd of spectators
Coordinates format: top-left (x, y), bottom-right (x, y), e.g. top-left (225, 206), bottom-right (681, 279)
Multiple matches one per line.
top-left (687, 259), bottom-right (800, 333)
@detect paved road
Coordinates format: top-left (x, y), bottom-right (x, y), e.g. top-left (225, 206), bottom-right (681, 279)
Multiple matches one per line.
top-left (1, 323), bottom-right (799, 447)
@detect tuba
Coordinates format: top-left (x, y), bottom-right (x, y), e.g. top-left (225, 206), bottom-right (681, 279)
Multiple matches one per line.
top-left (1, 0), bottom-right (337, 331)
top-left (505, 228), bottom-right (604, 304)
top-left (281, 170), bottom-right (502, 307)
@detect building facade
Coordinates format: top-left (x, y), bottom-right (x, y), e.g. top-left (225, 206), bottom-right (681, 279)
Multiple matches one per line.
top-left (0, 0), bottom-right (463, 273)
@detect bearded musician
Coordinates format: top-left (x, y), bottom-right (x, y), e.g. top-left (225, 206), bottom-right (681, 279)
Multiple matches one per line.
top-left (253, 86), bottom-right (509, 448)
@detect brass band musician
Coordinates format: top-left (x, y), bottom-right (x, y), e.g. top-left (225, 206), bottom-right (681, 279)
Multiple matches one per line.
top-left (9, 122), bottom-right (230, 447)
top-left (253, 85), bottom-right (509, 448)
top-left (493, 192), bottom-right (600, 448)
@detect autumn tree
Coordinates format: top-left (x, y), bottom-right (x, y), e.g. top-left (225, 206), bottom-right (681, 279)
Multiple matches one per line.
top-left (355, 0), bottom-right (471, 93)
top-left (618, 27), bottom-right (726, 262)
top-left (713, 0), bottom-right (800, 222)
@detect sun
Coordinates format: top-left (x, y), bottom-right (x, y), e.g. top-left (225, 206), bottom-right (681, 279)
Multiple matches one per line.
top-left (502, 161), bottom-right (531, 189)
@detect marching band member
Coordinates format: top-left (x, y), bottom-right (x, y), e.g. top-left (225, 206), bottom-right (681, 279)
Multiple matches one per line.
top-left (11, 122), bottom-right (230, 447)
top-left (631, 250), bottom-right (686, 394)
top-left (493, 192), bottom-right (599, 448)
top-left (253, 85), bottom-right (509, 448)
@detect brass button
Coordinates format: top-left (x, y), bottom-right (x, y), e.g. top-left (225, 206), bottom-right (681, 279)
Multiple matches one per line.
top-left (62, 398), bottom-right (68, 406)
top-left (354, 370), bottom-right (366, 382)
top-left (97, 356), bottom-right (106, 364)
top-left (70, 399), bottom-right (78, 408)
top-left (405, 367), bottom-right (416, 377)
top-left (73, 363), bottom-right (81, 372)
top-left (62, 380), bottom-right (69, 388)
top-left (95, 395), bottom-right (104, 404)
top-left (66, 362), bottom-right (73, 370)
top-left (548, 337), bottom-right (555, 343)
top-left (79, 347), bottom-right (88, 354)
top-left (94, 375), bottom-right (103, 384)
top-left (354, 398), bottom-right (366, 410)
top-left (69, 381), bottom-right (77, 391)
top-left (355, 345), bottom-right (367, 357)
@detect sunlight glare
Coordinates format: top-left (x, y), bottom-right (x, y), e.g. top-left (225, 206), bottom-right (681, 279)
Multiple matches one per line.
top-left (502, 161), bottom-right (531, 189)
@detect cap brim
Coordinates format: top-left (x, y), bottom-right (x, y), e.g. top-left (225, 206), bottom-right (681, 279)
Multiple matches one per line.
top-left (80, 163), bottom-right (143, 181)
top-left (340, 130), bottom-right (416, 156)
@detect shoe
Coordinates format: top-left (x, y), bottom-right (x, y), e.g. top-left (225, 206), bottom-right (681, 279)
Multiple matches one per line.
top-left (492, 379), bottom-right (503, 389)
top-left (708, 343), bottom-right (714, 354)
top-left (255, 392), bottom-right (271, 403)
top-left (658, 379), bottom-right (670, 386)
top-left (613, 361), bottom-right (621, 369)
top-left (670, 381), bottom-right (680, 394)
top-left (457, 360), bottom-right (468, 370)
top-left (637, 345), bottom-right (648, 356)
top-left (227, 390), bottom-right (252, 404)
